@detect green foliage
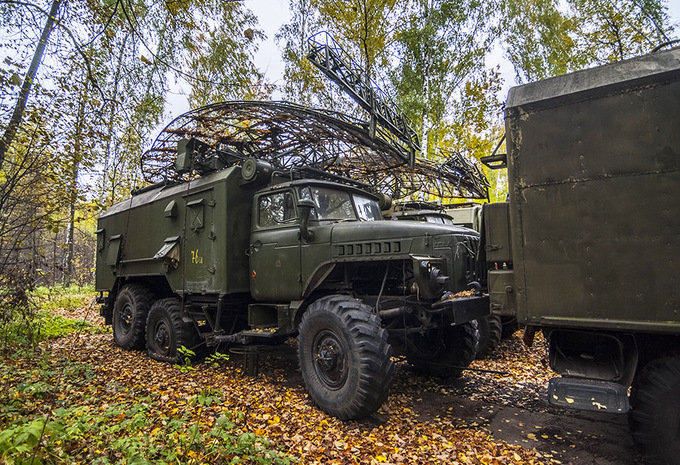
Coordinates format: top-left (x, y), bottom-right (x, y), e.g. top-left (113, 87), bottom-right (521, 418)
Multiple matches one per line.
top-left (186, 2), bottom-right (271, 105)
top-left (0, 309), bottom-right (102, 353)
top-left (175, 348), bottom-right (230, 373)
top-left (206, 351), bottom-right (230, 367)
top-left (0, 286), bottom-right (101, 354)
top-left (569, 0), bottom-right (672, 62)
top-left (392, 0), bottom-right (498, 158)
top-left (502, 0), bottom-right (676, 83)
top-left (36, 311), bottom-right (102, 340)
top-left (313, 0), bottom-right (401, 81)
top-left (32, 285), bottom-right (95, 310)
top-left (275, 0), bottom-right (333, 106)
top-left (174, 346), bottom-right (197, 373)
top-left (278, 0), bottom-right (402, 113)
top-left (0, 355), bottom-right (294, 465)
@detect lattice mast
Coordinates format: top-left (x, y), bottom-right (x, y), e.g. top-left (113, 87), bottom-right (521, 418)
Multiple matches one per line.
top-left (307, 31), bottom-right (420, 168)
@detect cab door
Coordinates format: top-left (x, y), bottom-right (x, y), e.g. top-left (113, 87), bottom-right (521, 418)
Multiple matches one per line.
top-left (249, 189), bottom-right (302, 301)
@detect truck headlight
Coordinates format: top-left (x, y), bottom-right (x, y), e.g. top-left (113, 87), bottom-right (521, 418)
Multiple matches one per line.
top-left (412, 257), bottom-right (449, 299)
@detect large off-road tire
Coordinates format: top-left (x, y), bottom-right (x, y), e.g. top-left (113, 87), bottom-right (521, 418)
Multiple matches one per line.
top-left (297, 295), bottom-right (394, 420)
top-left (500, 316), bottom-right (519, 339)
top-left (146, 298), bottom-right (200, 364)
top-left (475, 315), bottom-right (502, 359)
top-left (629, 355), bottom-right (680, 465)
top-left (113, 284), bottom-right (153, 350)
top-left (408, 320), bottom-right (479, 378)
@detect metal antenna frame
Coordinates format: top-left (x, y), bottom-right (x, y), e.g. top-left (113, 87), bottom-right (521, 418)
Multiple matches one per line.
top-left (307, 31), bottom-right (420, 167)
top-left (142, 101), bottom-right (489, 199)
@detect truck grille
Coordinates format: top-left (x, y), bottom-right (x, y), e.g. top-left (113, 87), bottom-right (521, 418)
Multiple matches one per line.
top-left (335, 241), bottom-right (402, 256)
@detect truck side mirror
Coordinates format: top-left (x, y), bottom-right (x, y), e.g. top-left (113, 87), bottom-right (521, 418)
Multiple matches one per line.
top-left (297, 199), bottom-right (316, 242)
top-left (480, 153), bottom-right (507, 170)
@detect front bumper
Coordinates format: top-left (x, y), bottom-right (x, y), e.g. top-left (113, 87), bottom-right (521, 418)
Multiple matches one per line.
top-left (432, 295), bottom-right (490, 325)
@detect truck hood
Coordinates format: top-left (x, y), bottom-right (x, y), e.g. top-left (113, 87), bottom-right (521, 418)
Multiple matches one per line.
top-left (325, 220), bottom-right (478, 258)
top-left (327, 220), bottom-right (477, 241)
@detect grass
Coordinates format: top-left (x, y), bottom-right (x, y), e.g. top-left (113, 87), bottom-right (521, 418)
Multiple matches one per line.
top-left (31, 285), bottom-right (95, 311)
top-left (0, 282), bottom-right (294, 464)
top-left (0, 285), bottom-right (103, 356)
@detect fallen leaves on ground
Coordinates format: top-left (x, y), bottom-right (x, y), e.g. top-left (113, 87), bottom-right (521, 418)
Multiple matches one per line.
top-left (1, 303), bottom-right (559, 464)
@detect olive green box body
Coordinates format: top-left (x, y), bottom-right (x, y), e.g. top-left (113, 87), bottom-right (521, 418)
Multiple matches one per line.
top-left (96, 167), bottom-right (253, 296)
top-left (502, 47), bottom-right (680, 333)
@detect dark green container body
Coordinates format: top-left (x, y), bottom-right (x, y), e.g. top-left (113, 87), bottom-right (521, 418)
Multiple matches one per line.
top-left (504, 47), bottom-right (680, 333)
top-left (96, 167), bottom-right (253, 296)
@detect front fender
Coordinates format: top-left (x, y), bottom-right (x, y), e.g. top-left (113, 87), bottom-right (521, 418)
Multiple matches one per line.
top-left (302, 262), bottom-right (336, 298)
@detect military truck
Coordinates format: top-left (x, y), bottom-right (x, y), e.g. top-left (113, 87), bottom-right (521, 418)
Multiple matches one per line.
top-left (445, 203), bottom-right (482, 231)
top-left (384, 202), bottom-right (503, 359)
top-left (445, 202), bottom-right (519, 340)
top-left (95, 142), bottom-right (488, 420)
top-left (481, 46), bottom-right (680, 463)
top-left (384, 201), bottom-right (456, 225)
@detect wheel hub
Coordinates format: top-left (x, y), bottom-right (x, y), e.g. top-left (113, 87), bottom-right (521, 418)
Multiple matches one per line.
top-left (153, 322), bottom-right (171, 354)
top-left (313, 330), bottom-right (347, 390)
top-left (121, 303), bottom-right (133, 331)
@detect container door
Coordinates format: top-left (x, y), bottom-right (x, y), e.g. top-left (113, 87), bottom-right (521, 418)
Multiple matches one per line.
top-left (183, 189), bottom-right (216, 293)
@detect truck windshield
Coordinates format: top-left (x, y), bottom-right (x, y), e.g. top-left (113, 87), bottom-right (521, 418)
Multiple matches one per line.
top-left (425, 216), bottom-right (454, 225)
top-left (301, 186), bottom-right (382, 222)
top-left (354, 194), bottom-right (382, 221)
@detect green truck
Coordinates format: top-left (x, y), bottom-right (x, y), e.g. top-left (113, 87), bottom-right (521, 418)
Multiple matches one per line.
top-left (482, 46), bottom-right (680, 463)
top-left (95, 149), bottom-right (488, 420)
top-left (385, 202), bottom-right (503, 359)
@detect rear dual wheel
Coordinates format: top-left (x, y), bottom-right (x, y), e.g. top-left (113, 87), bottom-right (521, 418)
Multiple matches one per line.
top-left (113, 284), bottom-right (153, 350)
top-left (630, 355), bottom-right (680, 465)
top-left (146, 298), bottom-right (200, 364)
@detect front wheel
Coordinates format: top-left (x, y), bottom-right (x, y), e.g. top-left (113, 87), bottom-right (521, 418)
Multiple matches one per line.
top-left (407, 320), bottom-right (479, 378)
top-left (146, 298), bottom-right (199, 364)
top-left (297, 295), bottom-right (394, 420)
top-left (630, 355), bottom-right (680, 464)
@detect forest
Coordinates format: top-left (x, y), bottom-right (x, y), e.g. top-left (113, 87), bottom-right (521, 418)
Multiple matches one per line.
top-left (0, 0), bottom-right (675, 293)
top-left (0, 0), bottom-right (677, 462)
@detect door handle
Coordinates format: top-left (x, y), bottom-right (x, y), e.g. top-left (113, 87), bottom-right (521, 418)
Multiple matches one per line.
top-left (247, 241), bottom-right (262, 255)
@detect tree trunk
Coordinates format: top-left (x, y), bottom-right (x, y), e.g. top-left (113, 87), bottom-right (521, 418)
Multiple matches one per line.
top-left (98, 34), bottom-right (129, 207)
top-left (0, 0), bottom-right (62, 168)
top-left (420, 0), bottom-right (431, 159)
top-left (62, 80), bottom-right (87, 286)
top-left (421, 59), bottom-right (431, 159)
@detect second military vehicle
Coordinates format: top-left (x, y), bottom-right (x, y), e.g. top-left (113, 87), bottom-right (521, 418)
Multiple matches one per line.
top-left (96, 139), bottom-right (488, 420)
top-left (385, 201), bottom-right (503, 358)
top-left (481, 45), bottom-right (680, 463)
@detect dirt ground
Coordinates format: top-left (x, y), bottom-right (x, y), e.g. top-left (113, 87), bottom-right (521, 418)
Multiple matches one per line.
top-left (51, 303), bottom-right (644, 464)
top-left (252, 333), bottom-right (643, 465)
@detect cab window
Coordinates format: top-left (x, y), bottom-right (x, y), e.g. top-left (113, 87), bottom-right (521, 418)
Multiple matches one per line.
top-left (354, 194), bottom-right (382, 221)
top-left (258, 191), bottom-right (296, 227)
top-left (309, 186), bottom-right (356, 221)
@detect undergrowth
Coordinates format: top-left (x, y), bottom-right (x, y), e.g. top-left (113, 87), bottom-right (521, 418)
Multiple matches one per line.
top-left (0, 352), bottom-right (293, 464)
top-left (0, 285), bottom-right (102, 355)
top-left (0, 286), bottom-right (293, 464)
top-left (31, 285), bottom-right (95, 311)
